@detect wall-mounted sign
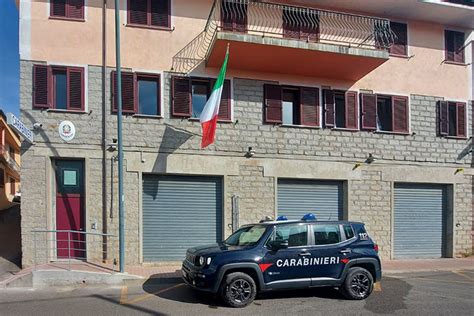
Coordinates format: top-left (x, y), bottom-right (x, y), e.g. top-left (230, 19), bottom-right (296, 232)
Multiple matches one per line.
top-left (6, 113), bottom-right (34, 144)
top-left (58, 121), bottom-right (76, 142)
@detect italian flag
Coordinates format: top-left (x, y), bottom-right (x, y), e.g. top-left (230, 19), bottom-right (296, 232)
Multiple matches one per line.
top-left (200, 47), bottom-right (229, 149)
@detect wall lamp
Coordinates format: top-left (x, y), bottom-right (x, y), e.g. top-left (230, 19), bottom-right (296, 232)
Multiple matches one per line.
top-left (365, 153), bottom-right (375, 164)
top-left (245, 146), bottom-right (255, 158)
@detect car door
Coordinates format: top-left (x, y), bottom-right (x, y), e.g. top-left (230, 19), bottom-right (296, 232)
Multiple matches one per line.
top-left (261, 223), bottom-right (312, 289)
top-left (309, 223), bottom-right (350, 282)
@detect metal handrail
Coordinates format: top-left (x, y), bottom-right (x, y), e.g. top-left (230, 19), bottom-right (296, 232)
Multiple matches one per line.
top-left (172, 0), bottom-right (395, 73)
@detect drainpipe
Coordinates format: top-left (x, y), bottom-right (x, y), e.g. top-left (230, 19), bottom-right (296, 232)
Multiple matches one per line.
top-left (114, 0), bottom-right (125, 273)
top-left (101, 0), bottom-right (108, 262)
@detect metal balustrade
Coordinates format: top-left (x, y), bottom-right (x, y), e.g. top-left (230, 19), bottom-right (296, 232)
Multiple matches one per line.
top-left (32, 229), bottom-right (118, 272)
top-left (172, 0), bottom-right (395, 73)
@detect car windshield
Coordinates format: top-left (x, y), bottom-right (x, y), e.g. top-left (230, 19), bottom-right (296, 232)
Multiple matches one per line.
top-left (225, 225), bottom-right (268, 246)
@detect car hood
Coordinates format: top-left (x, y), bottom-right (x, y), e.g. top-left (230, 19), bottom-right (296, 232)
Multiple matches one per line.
top-left (188, 243), bottom-right (247, 255)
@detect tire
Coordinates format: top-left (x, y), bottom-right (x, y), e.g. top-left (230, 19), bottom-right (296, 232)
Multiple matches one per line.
top-left (340, 267), bottom-right (374, 300)
top-left (220, 272), bottom-right (257, 308)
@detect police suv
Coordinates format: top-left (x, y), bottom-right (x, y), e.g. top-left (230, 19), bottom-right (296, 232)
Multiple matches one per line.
top-left (182, 214), bottom-right (381, 307)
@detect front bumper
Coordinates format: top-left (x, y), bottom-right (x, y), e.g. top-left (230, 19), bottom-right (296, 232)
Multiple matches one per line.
top-left (181, 261), bottom-right (218, 293)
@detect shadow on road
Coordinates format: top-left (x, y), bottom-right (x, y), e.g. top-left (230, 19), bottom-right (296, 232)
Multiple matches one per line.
top-left (364, 276), bottom-right (412, 314)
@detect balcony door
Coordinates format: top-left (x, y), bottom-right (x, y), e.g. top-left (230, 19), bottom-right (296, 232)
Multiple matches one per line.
top-left (221, 0), bottom-right (247, 32)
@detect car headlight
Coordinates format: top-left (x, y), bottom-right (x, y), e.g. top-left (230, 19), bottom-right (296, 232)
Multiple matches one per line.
top-left (199, 256), bottom-right (205, 266)
top-left (197, 256), bottom-right (212, 266)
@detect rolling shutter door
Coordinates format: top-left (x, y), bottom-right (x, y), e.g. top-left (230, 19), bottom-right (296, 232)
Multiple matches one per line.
top-left (277, 179), bottom-right (343, 221)
top-left (394, 184), bottom-right (447, 259)
top-left (142, 175), bottom-right (223, 262)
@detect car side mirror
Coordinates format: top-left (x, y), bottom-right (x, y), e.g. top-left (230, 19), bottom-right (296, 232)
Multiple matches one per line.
top-left (268, 240), bottom-right (289, 250)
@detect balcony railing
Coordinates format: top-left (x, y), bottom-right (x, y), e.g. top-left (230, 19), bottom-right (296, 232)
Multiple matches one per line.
top-left (172, 0), bottom-right (395, 73)
top-left (0, 145), bottom-right (20, 175)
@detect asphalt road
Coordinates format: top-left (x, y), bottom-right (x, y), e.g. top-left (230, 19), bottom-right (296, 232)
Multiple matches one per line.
top-left (0, 270), bottom-right (473, 315)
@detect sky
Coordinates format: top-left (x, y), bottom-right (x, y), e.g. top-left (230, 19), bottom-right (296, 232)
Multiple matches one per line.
top-left (0, 0), bottom-right (19, 116)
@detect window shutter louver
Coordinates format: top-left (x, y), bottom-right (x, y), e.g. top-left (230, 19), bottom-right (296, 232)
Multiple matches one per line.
top-left (361, 93), bottom-right (377, 130)
top-left (456, 102), bottom-right (466, 137)
top-left (264, 84), bottom-right (282, 123)
top-left (68, 67), bottom-right (84, 110)
top-left (112, 71), bottom-right (136, 114)
top-left (345, 91), bottom-right (358, 129)
top-left (300, 87), bottom-right (319, 126)
top-left (438, 100), bottom-right (449, 136)
top-left (323, 89), bottom-right (335, 128)
top-left (390, 22), bottom-right (407, 56)
top-left (129, 0), bottom-right (148, 25)
top-left (171, 76), bottom-right (192, 117)
top-left (52, 0), bottom-right (66, 17)
top-left (67, 0), bottom-right (84, 19)
top-left (392, 95), bottom-right (409, 133)
top-left (33, 65), bottom-right (51, 109)
top-left (151, 0), bottom-right (170, 27)
top-left (216, 79), bottom-right (231, 121)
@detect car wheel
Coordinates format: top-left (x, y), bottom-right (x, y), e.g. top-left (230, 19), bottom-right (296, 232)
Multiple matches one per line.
top-left (340, 267), bottom-right (374, 300)
top-left (220, 272), bottom-right (257, 308)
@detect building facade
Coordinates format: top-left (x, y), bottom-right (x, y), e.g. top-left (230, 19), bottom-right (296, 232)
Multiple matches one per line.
top-left (18, 0), bottom-right (473, 267)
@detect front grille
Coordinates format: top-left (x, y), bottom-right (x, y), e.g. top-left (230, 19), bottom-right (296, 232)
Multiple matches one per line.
top-left (186, 251), bottom-right (196, 265)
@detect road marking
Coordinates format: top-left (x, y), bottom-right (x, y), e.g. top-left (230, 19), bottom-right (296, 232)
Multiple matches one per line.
top-left (374, 282), bottom-right (382, 292)
top-left (453, 270), bottom-right (474, 282)
top-left (121, 283), bottom-right (184, 306)
top-left (119, 286), bottom-right (128, 305)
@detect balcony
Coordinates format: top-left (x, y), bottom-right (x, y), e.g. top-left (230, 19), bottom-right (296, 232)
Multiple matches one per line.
top-left (0, 145), bottom-right (20, 176)
top-left (172, 0), bottom-right (394, 80)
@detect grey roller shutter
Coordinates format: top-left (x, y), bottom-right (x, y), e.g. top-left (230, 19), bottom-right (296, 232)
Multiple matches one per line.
top-left (394, 183), bottom-right (447, 259)
top-left (142, 175), bottom-right (223, 262)
top-left (277, 179), bottom-right (343, 221)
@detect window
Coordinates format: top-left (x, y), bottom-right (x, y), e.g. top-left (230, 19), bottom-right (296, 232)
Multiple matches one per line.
top-left (323, 89), bottom-right (358, 129)
top-left (225, 225), bottom-right (267, 246)
top-left (33, 65), bottom-right (84, 111)
top-left (264, 84), bottom-right (319, 126)
top-left (438, 101), bottom-right (467, 138)
top-left (8, 146), bottom-right (15, 160)
top-left (269, 224), bottom-right (308, 247)
top-left (10, 178), bottom-right (16, 195)
top-left (343, 225), bottom-right (355, 239)
top-left (0, 169), bottom-right (4, 188)
top-left (171, 76), bottom-right (232, 121)
top-left (390, 22), bottom-right (408, 56)
top-left (221, 0), bottom-right (247, 32)
top-left (445, 30), bottom-right (465, 63)
top-left (128, 0), bottom-right (171, 29)
top-left (360, 94), bottom-right (409, 133)
top-left (283, 8), bottom-right (319, 42)
top-left (51, 0), bottom-right (84, 20)
top-left (314, 224), bottom-right (341, 245)
top-left (112, 72), bottom-right (161, 116)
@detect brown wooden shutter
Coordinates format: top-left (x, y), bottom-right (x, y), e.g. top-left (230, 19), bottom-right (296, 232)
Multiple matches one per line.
top-left (323, 89), bottom-right (335, 128)
top-left (264, 84), bottom-right (282, 124)
top-left (129, 0), bottom-right (148, 25)
top-left (454, 32), bottom-right (465, 63)
top-left (51, 0), bottom-right (66, 17)
top-left (438, 100), bottom-right (449, 136)
top-left (361, 93), bottom-right (377, 130)
top-left (171, 76), bottom-right (192, 117)
top-left (392, 95), bottom-right (409, 133)
top-left (33, 65), bottom-right (51, 109)
top-left (456, 102), bottom-right (466, 137)
top-left (151, 0), bottom-right (170, 27)
top-left (112, 71), bottom-right (136, 114)
top-left (300, 87), bottom-right (319, 126)
top-left (390, 22), bottom-right (407, 56)
top-left (67, 0), bottom-right (84, 19)
top-left (345, 91), bottom-right (358, 129)
top-left (216, 79), bottom-right (231, 121)
top-left (68, 67), bottom-right (84, 111)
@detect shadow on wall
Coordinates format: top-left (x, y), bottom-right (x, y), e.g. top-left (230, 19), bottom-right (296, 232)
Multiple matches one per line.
top-left (0, 204), bottom-right (22, 267)
top-left (20, 109), bottom-right (60, 157)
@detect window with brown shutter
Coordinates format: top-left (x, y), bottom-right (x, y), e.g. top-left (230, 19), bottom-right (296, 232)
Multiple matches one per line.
top-left (323, 90), bottom-right (358, 130)
top-left (68, 67), bottom-right (84, 111)
top-left (361, 94), bottom-right (409, 133)
top-left (50, 0), bottom-right (84, 20)
top-left (128, 0), bottom-right (171, 29)
top-left (445, 30), bottom-right (465, 63)
top-left (264, 84), bottom-right (283, 124)
top-left (345, 91), bottom-right (358, 129)
top-left (439, 101), bottom-right (467, 138)
top-left (300, 87), bottom-right (319, 126)
top-left (217, 79), bottom-right (232, 121)
top-left (33, 65), bottom-right (51, 109)
top-left (389, 22), bottom-right (408, 56)
top-left (221, 0), bottom-right (248, 32)
top-left (360, 93), bottom-right (377, 130)
top-left (112, 71), bottom-right (136, 114)
top-left (323, 89), bottom-right (335, 128)
top-left (171, 76), bottom-right (192, 117)
top-left (392, 96), bottom-right (409, 133)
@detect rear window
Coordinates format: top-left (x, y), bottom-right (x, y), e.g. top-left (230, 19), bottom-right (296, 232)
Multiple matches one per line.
top-left (314, 224), bottom-right (341, 245)
top-left (343, 225), bottom-right (355, 239)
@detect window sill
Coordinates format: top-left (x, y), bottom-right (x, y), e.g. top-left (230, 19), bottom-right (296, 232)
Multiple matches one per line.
top-left (132, 114), bottom-right (163, 119)
top-left (442, 135), bottom-right (468, 140)
top-left (331, 127), bottom-right (359, 132)
top-left (46, 109), bottom-right (87, 114)
top-left (389, 53), bottom-right (409, 59)
top-left (126, 23), bottom-right (174, 32)
top-left (374, 130), bottom-right (410, 136)
top-left (187, 118), bottom-right (233, 123)
top-left (280, 124), bottom-right (321, 129)
top-left (49, 16), bottom-right (85, 22)
top-left (443, 60), bottom-right (466, 66)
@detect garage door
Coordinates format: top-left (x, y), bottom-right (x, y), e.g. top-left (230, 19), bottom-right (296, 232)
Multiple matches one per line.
top-left (142, 175), bottom-right (223, 262)
top-left (394, 183), bottom-right (447, 259)
top-left (278, 179), bottom-right (343, 220)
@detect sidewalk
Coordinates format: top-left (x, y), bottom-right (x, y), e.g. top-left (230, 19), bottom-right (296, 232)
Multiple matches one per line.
top-left (381, 257), bottom-right (474, 274)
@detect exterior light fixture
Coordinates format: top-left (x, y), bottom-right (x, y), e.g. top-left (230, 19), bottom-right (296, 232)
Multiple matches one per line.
top-left (245, 146), bottom-right (255, 158)
top-left (365, 153), bottom-right (375, 164)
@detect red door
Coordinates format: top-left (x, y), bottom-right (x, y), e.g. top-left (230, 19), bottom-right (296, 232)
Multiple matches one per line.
top-left (55, 160), bottom-right (85, 259)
